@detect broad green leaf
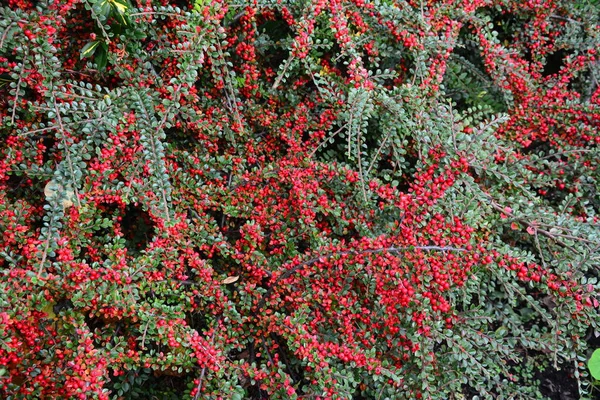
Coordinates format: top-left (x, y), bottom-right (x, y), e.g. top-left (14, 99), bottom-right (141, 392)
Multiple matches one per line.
top-left (588, 349), bottom-right (600, 380)
top-left (41, 302), bottom-right (56, 319)
top-left (112, 11), bottom-right (129, 26)
top-left (109, 0), bottom-right (129, 15)
top-left (80, 41), bottom-right (101, 59)
top-left (96, 0), bottom-right (111, 17)
top-left (95, 47), bottom-right (108, 70)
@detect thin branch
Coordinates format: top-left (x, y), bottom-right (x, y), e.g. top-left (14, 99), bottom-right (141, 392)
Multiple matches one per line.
top-left (549, 14), bottom-right (584, 25)
top-left (193, 317), bottom-right (220, 400)
top-left (356, 128), bottom-right (368, 203)
top-left (18, 118), bottom-right (104, 137)
top-left (366, 124), bottom-right (393, 176)
top-left (0, 22), bottom-right (15, 50)
top-left (140, 320), bottom-right (151, 350)
top-left (37, 235), bottom-right (51, 277)
top-left (53, 99), bottom-right (82, 208)
top-left (257, 245), bottom-right (466, 310)
top-left (10, 74), bottom-right (23, 126)
top-left (271, 55), bottom-right (295, 92)
top-left (214, 41), bottom-right (246, 138)
top-left (133, 89), bottom-right (181, 224)
top-left (129, 11), bottom-right (185, 18)
top-left (309, 121), bottom-right (348, 158)
top-left (85, 0), bottom-right (111, 43)
top-left (489, 200), bottom-right (598, 248)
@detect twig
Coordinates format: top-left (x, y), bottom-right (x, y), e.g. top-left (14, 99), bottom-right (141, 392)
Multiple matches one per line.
top-left (10, 74), bottom-right (23, 126)
top-left (271, 55), bottom-right (295, 92)
top-left (129, 11), bottom-right (185, 18)
top-left (214, 41), bottom-right (246, 138)
top-left (366, 124), bottom-right (393, 176)
top-left (18, 118), bottom-right (104, 137)
top-left (133, 89), bottom-right (182, 224)
top-left (356, 128), bottom-right (368, 203)
top-left (140, 320), bottom-right (151, 350)
top-left (85, 0), bottom-right (111, 43)
top-left (0, 22), bottom-right (15, 50)
top-left (549, 14), bottom-right (583, 25)
top-left (193, 317), bottom-right (220, 400)
top-left (220, 173), bottom-right (233, 228)
top-left (309, 121), bottom-right (349, 158)
top-left (37, 236), bottom-right (51, 276)
top-left (257, 245), bottom-right (466, 310)
top-left (53, 98), bottom-right (82, 208)
top-left (225, 11), bottom-right (246, 27)
top-left (489, 200), bottom-right (598, 248)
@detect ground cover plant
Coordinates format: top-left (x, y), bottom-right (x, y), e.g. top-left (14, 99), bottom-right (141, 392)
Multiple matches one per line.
top-left (0, 0), bottom-right (600, 398)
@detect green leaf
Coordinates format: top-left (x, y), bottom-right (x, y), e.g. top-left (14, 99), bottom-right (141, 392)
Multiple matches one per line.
top-left (132, 30), bottom-right (147, 40)
top-left (112, 9), bottom-right (129, 26)
top-left (80, 41), bottom-right (101, 59)
top-left (109, 0), bottom-right (130, 25)
top-left (96, 0), bottom-right (111, 17)
top-left (110, 0), bottom-right (129, 14)
top-left (588, 349), bottom-right (600, 380)
top-left (95, 47), bottom-right (108, 70)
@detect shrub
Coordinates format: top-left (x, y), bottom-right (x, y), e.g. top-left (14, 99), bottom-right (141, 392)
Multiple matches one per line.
top-left (0, 0), bottom-right (599, 399)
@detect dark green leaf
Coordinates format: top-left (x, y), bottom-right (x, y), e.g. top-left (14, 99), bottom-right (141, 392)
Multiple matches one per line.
top-left (80, 41), bottom-right (101, 59)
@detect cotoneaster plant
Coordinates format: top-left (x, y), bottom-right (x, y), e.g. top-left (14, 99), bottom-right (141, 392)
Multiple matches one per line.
top-left (0, 0), bottom-right (599, 399)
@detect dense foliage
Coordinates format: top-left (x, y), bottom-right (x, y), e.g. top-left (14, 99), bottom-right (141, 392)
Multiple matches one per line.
top-left (1, 0), bottom-right (600, 398)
